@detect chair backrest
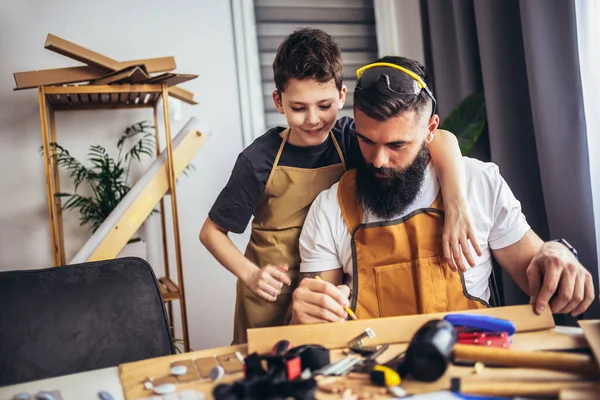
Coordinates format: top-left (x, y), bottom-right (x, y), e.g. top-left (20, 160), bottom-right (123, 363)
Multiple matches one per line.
top-left (0, 257), bottom-right (174, 386)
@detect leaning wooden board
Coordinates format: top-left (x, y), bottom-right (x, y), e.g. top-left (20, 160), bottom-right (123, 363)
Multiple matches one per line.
top-left (118, 306), bottom-right (593, 399)
top-left (247, 304), bottom-right (555, 354)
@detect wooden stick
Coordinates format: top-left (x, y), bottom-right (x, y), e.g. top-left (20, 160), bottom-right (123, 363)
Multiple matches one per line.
top-left (455, 380), bottom-right (600, 397)
top-left (453, 344), bottom-right (600, 375)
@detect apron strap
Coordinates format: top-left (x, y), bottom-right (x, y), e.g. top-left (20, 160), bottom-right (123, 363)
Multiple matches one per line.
top-left (264, 128), bottom-right (289, 190)
top-left (330, 131), bottom-right (347, 169)
top-left (338, 170), bottom-right (363, 233)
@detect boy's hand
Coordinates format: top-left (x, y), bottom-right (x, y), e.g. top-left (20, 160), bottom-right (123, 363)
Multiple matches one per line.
top-left (291, 278), bottom-right (349, 324)
top-left (245, 264), bottom-right (291, 302)
top-left (442, 198), bottom-right (482, 272)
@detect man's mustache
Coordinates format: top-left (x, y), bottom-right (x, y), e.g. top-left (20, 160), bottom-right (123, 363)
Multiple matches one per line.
top-left (367, 164), bottom-right (403, 178)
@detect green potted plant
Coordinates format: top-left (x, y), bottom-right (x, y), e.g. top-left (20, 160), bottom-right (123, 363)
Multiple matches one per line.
top-left (46, 121), bottom-right (158, 257)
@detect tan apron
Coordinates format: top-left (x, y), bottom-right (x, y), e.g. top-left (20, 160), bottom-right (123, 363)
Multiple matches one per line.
top-left (232, 128), bottom-right (347, 344)
top-left (337, 170), bottom-right (488, 319)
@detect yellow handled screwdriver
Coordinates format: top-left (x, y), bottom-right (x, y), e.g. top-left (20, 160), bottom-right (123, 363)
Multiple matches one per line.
top-left (315, 276), bottom-right (358, 320)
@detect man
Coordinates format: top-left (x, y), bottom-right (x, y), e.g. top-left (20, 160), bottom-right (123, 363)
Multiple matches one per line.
top-left (290, 56), bottom-right (595, 324)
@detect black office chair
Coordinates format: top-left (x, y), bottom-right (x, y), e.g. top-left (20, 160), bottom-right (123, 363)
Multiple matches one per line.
top-left (0, 257), bottom-right (175, 386)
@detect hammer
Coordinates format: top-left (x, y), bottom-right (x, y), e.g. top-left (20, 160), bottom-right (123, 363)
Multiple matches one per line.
top-left (404, 319), bottom-right (599, 382)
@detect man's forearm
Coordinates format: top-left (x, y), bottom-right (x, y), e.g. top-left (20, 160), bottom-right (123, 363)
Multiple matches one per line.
top-left (492, 229), bottom-right (544, 295)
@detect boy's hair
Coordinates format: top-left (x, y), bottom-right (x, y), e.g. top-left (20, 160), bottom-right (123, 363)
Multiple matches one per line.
top-left (354, 56), bottom-right (433, 121)
top-left (273, 28), bottom-right (343, 93)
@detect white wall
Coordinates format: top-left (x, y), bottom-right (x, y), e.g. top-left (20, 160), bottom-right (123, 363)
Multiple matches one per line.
top-left (0, 0), bottom-right (249, 350)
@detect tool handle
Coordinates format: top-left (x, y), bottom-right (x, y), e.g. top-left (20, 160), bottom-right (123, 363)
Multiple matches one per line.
top-left (445, 314), bottom-right (516, 335)
top-left (455, 380), bottom-right (600, 397)
top-left (453, 344), bottom-right (599, 375)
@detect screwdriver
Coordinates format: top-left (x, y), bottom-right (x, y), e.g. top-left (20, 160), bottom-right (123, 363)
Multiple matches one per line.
top-left (370, 365), bottom-right (401, 387)
top-left (315, 276), bottom-right (358, 320)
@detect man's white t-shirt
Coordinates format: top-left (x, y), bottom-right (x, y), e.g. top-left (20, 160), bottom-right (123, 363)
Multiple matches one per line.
top-left (299, 157), bottom-right (531, 302)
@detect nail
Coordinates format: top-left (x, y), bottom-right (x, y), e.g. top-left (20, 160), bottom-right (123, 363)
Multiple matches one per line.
top-left (536, 305), bottom-right (545, 314)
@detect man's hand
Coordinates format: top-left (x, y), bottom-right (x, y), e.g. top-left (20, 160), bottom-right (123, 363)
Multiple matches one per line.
top-left (245, 264), bottom-right (291, 302)
top-left (526, 242), bottom-right (594, 316)
top-left (291, 278), bottom-right (350, 324)
top-left (442, 198), bottom-right (483, 272)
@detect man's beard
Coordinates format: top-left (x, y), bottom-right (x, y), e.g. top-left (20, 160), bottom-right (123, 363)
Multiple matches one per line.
top-left (356, 141), bottom-right (430, 219)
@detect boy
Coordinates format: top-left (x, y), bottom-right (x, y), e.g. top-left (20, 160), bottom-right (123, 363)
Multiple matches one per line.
top-left (200, 28), bottom-right (478, 344)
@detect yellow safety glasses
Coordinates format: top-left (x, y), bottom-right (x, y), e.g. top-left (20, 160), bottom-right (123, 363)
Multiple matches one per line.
top-left (355, 62), bottom-right (437, 115)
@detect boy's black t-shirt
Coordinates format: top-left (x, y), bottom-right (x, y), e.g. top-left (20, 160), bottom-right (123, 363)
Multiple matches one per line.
top-left (209, 117), bottom-right (361, 234)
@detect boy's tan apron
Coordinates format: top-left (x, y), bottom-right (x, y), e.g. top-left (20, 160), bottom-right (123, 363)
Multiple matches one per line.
top-left (337, 170), bottom-right (488, 319)
top-left (232, 128), bottom-right (346, 344)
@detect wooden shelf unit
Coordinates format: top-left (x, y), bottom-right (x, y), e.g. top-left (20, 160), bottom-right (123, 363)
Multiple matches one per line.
top-left (38, 82), bottom-right (192, 352)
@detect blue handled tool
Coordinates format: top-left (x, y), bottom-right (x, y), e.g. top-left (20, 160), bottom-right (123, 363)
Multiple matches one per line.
top-left (444, 314), bottom-right (516, 336)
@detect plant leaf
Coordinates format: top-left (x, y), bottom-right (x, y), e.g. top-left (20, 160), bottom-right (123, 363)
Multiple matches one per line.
top-left (440, 92), bottom-right (487, 156)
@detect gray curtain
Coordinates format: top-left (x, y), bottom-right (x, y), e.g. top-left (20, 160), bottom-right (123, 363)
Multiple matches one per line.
top-left (422, 0), bottom-right (599, 318)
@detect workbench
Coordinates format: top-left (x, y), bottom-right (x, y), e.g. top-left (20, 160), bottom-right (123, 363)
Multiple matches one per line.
top-left (1, 306), bottom-right (598, 400)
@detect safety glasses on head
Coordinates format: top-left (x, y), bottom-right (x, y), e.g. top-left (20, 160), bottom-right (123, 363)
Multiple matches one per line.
top-left (355, 62), bottom-right (437, 116)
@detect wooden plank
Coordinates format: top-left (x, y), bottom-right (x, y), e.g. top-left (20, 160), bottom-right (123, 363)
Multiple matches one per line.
top-left (47, 93), bottom-right (68, 108)
top-left (169, 86), bottom-right (197, 105)
top-left (13, 57), bottom-right (176, 90)
top-left (510, 328), bottom-right (589, 351)
top-left (45, 33), bottom-right (120, 71)
top-left (44, 84), bottom-right (163, 94)
top-left (579, 320), bottom-right (600, 366)
top-left (119, 57), bottom-right (176, 73)
top-left (68, 93), bottom-right (80, 106)
top-left (52, 103), bottom-right (153, 111)
top-left (146, 73), bottom-right (198, 87)
top-left (90, 65), bottom-right (149, 85)
top-left (87, 127), bottom-right (207, 261)
top-left (159, 277), bottom-right (179, 294)
top-left (247, 305), bottom-right (556, 354)
top-left (560, 388), bottom-right (600, 399)
top-left (455, 381), bottom-right (600, 398)
top-left (160, 287), bottom-right (179, 302)
top-left (14, 65), bottom-right (105, 89)
top-left (42, 34), bottom-right (194, 103)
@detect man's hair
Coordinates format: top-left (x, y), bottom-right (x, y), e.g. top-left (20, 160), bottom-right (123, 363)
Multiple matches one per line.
top-left (273, 28), bottom-right (343, 93)
top-left (354, 56), bottom-right (433, 121)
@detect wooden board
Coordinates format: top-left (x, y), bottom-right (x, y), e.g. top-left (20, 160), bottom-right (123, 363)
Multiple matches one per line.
top-left (579, 320), bottom-right (600, 366)
top-left (118, 327), bottom-right (592, 400)
top-left (86, 126), bottom-right (207, 261)
top-left (41, 34), bottom-right (196, 104)
top-left (247, 305), bottom-right (555, 354)
top-left (90, 65), bottom-right (149, 85)
top-left (13, 57), bottom-right (175, 90)
top-left (45, 34), bottom-right (118, 71)
top-left (146, 73), bottom-right (199, 87)
top-left (560, 388), bottom-right (600, 399)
